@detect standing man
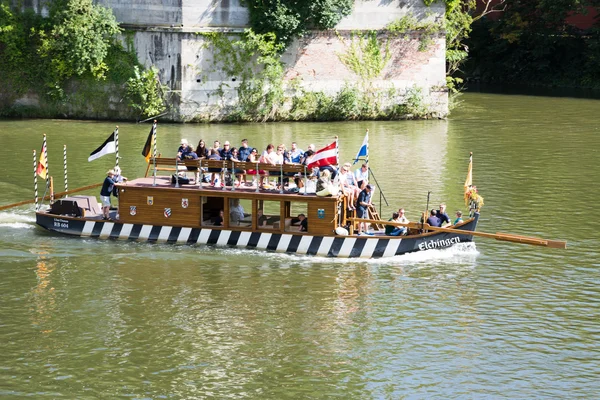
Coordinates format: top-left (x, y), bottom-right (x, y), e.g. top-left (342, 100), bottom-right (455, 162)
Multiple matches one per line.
top-left (356, 184), bottom-right (374, 235)
top-left (100, 170), bottom-right (116, 220)
top-left (437, 203), bottom-right (450, 226)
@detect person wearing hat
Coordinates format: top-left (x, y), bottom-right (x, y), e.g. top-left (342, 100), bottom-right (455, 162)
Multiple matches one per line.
top-left (176, 139), bottom-right (197, 161)
top-left (111, 166), bottom-right (128, 197)
top-left (100, 170), bottom-right (116, 220)
top-left (356, 184), bottom-right (374, 235)
top-left (219, 141), bottom-right (233, 160)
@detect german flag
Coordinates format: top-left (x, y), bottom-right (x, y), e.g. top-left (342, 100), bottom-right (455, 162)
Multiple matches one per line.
top-left (142, 122), bottom-right (156, 163)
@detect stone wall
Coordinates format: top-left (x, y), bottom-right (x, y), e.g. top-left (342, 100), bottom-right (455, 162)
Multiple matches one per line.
top-left (9, 0), bottom-right (448, 120)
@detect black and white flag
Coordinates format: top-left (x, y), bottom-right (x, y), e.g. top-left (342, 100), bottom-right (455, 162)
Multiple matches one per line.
top-left (88, 131), bottom-right (116, 162)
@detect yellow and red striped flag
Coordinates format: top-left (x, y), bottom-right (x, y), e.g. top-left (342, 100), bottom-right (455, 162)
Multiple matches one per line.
top-left (36, 143), bottom-right (47, 179)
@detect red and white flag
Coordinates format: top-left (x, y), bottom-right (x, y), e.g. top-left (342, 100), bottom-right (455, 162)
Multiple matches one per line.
top-left (307, 141), bottom-right (337, 170)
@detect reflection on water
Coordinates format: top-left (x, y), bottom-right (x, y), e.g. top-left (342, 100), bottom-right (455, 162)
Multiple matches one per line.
top-left (0, 92), bottom-right (599, 397)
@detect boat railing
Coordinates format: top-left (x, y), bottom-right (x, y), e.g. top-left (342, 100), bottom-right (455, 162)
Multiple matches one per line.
top-left (145, 157), bottom-right (310, 177)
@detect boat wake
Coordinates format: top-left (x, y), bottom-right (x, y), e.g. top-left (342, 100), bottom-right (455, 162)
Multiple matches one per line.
top-left (213, 242), bottom-right (479, 266)
top-left (0, 210), bottom-right (36, 229)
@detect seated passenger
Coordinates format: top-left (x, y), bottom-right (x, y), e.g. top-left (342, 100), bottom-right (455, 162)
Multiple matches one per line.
top-left (297, 213), bottom-right (307, 232)
top-left (289, 142), bottom-right (303, 164)
top-left (454, 210), bottom-right (464, 225)
top-left (214, 210), bottom-right (224, 226)
top-left (239, 139), bottom-right (253, 162)
top-left (230, 198), bottom-right (245, 225)
top-left (427, 209), bottom-right (441, 228)
top-left (207, 149), bottom-right (222, 186)
top-left (177, 139), bottom-right (197, 163)
top-left (340, 162), bottom-right (360, 209)
top-left (354, 163), bottom-right (369, 190)
top-left (257, 208), bottom-right (268, 228)
top-left (385, 212), bottom-right (405, 236)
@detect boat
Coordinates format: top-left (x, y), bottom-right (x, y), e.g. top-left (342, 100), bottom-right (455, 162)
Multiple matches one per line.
top-left (34, 153), bottom-right (482, 259)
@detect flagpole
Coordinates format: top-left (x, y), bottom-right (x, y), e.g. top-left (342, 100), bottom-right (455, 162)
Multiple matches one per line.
top-left (33, 150), bottom-right (38, 211)
top-left (114, 126), bottom-right (119, 169)
top-left (365, 129), bottom-right (369, 181)
top-left (43, 134), bottom-right (53, 204)
top-left (63, 145), bottom-right (68, 194)
top-left (152, 121), bottom-right (157, 187)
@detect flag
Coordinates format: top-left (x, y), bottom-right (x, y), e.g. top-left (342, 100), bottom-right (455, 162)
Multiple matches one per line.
top-left (36, 144), bottom-right (47, 179)
top-left (142, 124), bottom-right (155, 163)
top-left (307, 141), bottom-right (338, 170)
top-left (88, 131), bottom-right (116, 162)
top-left (353, 131), bottom-right (368, 164)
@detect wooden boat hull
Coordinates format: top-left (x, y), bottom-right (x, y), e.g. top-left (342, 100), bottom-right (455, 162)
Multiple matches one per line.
top-left (35, 212), bottom-right (479, 258)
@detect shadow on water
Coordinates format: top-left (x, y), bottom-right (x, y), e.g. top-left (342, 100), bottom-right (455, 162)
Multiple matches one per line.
top-left (466, 82), bottom-right (600, 100)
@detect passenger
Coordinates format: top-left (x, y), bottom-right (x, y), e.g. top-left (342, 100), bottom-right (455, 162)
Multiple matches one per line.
top-left (214, 209), bottom-right (224, 226)
top-left (230, 147), bottom-right (245, 186)
top-left (220, 140), bottom-right (233, 160)
top-left (176, 139), bottom-right (193, 160)
top-left (196, 139), bottom-right (209, 159)
top-left (354, 163), bottom-right (369, 190)
top-left (340, 162), bottom-right (360, 209)
top-left (100, 169), bottom-right (116, 220)
top-left (387, 208), bottom-right (409, 236)
top-left (300, 144), bottom-right (315, 165)
top-left (289, 142), bottom-right (303, 164)
top-left (212, 140), bottom-right (221, 155)
top-left (454, 210), bottom-right (464, 225)
top-left (230, 198), bottom-right (245, 225)
top-left (436, 203), bottom-right (451, 226)
top-left (247, 148), bottom-right (266, 187)
top-left (260, 144), bottom-right (277, 187)
top-left (316, 169), bottom-right (331, 193)
top-left (427, 209), bottom-right (441, 228)
top-left (297, 213), bottom-right (307, 232)
top-left (207, 148), bottom-right (222, 186)
top-left (257, 208), bottom-right (268, 228)
top-left (356, 184), bottom-right (374, 235)
top-left (398, 208), bottom-right (409, 225)
top-left (111, 166), bottom-right (127, 197)
top-left (239, 139), bottom-right (253, 162)
top-left (385, 212), bottom-right (406, 236)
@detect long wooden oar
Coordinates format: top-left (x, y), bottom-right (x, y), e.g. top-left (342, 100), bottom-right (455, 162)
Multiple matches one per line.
top-left (349, 217), bottom-right (567, 249)
top-left (0, 182), bottom-right (102, 212)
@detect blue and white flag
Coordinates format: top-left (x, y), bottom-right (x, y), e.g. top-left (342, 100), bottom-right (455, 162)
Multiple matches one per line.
top-left (353, 131), bottom-right (368, 164)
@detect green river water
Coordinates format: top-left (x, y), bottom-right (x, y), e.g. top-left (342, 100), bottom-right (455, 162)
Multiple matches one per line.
top-left (0, 93), bottom-right (598, 398)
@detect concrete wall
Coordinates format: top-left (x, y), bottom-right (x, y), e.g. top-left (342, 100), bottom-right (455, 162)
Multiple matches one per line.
top-left (10, 0), bottom-right (448, 120)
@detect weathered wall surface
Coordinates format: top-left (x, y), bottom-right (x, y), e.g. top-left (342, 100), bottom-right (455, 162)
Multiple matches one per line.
top-left (10, 0), bottom-right (448, 120)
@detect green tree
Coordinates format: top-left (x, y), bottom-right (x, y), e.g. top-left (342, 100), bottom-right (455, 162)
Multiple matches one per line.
top-left (38, 0), bottom-right (121, 86)
top-left (243, 0), bottom-right (354, 46)
top-left (465, 0), bottom-right (600, 87)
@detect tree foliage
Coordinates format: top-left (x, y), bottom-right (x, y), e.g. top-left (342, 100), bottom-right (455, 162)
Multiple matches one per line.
top-left (465, 0), bottom-right (600, 88)
top-left (39, 0), bottom-right (121, 84)
top-left (242, 0), bottom-right (354, 46)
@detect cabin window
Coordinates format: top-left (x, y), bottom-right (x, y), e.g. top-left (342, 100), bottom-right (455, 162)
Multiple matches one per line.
top-left (229, 198), bottom-right (252, 228)
top-left (257, 200), bottom-right (281, 230)
top-left (201, 196), bottom-right (225, 227)
top-left (285, 201), bottom-right (308, 233)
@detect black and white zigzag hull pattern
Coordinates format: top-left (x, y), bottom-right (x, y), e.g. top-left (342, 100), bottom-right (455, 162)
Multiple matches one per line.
top-left (36, 213), bottom-right (479, 258)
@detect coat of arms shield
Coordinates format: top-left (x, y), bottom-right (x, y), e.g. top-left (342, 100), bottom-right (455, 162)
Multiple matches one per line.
top-left (164, 208), bottom-right (172, 218)
top-left (130, 206), bottom-right (137, 216)
top-left (182, 198), bottom-right (189, 208)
